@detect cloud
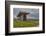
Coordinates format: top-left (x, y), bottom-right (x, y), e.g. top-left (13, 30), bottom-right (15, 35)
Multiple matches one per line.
top-left (13, 8), bottom-right (39, 19)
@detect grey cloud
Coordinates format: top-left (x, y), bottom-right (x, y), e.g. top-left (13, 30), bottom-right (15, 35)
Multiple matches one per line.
top-left (13, 8), bottom-right (39, 19)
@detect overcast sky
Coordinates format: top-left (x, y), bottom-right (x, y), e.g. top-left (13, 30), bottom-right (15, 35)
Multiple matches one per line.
top-left (13, 8), bottom-right (39, 19)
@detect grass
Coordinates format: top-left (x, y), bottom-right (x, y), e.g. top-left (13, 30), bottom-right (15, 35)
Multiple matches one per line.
top-left (13, 20), bottom-right (39, 28)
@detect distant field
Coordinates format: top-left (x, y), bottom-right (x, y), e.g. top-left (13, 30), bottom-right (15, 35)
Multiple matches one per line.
top-left (13, 19), bottom-right (39, 28)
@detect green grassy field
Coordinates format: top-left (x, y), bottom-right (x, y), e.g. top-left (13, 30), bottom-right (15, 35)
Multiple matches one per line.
top-left (13, 20), bottom-right (39, 28)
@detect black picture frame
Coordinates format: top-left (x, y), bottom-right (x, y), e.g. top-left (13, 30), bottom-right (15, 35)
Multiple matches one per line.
top-left (5, 1), bottom-right (45, 35)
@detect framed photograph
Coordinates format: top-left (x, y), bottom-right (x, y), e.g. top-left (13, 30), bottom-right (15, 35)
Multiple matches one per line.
top-left (5, 1), bottom-right (45, 35)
